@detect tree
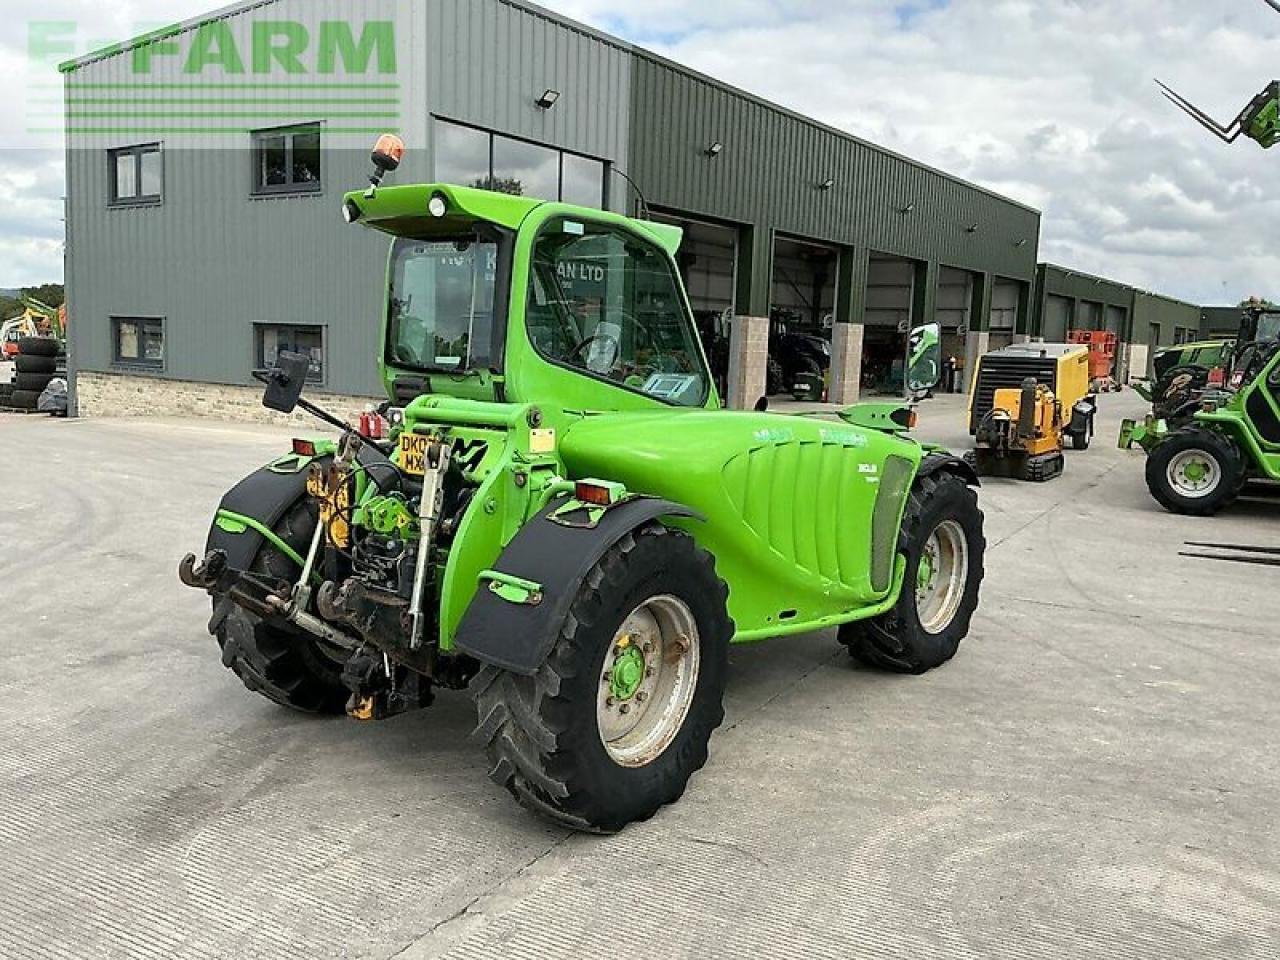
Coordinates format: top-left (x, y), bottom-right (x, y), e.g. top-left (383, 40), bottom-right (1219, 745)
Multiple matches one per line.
top-left (22, 284), bottom-right (64, 309)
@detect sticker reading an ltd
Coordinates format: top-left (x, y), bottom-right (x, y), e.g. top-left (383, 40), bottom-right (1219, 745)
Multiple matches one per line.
top-left (399, 433), bottom-right (430, 476)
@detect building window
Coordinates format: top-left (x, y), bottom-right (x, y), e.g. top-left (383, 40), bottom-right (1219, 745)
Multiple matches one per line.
top-left (109, 145), bottom-right (162, 205)
top-left (252, 124), bottom-right (322, 195)
top-left (433, 118), bottom-right (607, 208)
top-left (256, 323), bottom-right (324, 384)
top-left (112, 317), bottom-right (164, 368)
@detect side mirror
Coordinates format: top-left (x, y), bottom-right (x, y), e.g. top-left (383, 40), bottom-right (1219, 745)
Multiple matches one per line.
top-left (261, 351), bottom-right (312, 414)
top-left (907, 322), bottom-right (943, 395)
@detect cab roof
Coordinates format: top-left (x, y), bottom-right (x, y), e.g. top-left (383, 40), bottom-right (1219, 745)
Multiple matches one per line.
top-left (342, 183), bottom-right (684, 258)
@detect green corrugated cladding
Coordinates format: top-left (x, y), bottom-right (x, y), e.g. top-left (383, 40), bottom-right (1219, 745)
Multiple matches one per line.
top-left (1134, 291), bottom-right (1201, 351)
top-left (626, 52), bottom-right (1042, 324)
top-left (1032, 264), bottom-right (1200, 350)
top-left (1200, 306), bottom-right (1243, 338)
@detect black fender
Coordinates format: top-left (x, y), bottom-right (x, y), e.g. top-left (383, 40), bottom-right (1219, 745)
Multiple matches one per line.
top-left (918, 452), bottom-right (980, 488)
top-left (207, 444), bottom-right (394, 573)
top-left (453, 497), bottom-right (701, 676)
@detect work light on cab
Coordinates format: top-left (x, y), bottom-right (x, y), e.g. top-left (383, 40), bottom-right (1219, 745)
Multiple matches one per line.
top-left (364, 133), bottom-right (405, 197)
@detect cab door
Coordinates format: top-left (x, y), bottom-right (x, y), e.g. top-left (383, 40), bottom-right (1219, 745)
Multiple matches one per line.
top-left (1243, 352), bottom-right (1280, 450)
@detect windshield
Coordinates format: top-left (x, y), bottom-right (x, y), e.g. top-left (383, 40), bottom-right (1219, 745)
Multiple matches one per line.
top-left (387, 238), bottom-right (498, 373)
top-left (526, 220), bottom-right (710, 407)
top-left (1259, 312), bottom-right (1280, 343)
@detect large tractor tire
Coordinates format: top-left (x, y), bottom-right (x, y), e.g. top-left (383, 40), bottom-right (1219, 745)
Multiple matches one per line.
top-left (472, 524), bottom-right (732, 833)
top-left (14, 354), bottom-right (57, 374)
top-left (8, 389), bottom-right (41, 410)
top-left (1145, 429), bottom-right (1242, 517)
top-left (14, 372), bottom-right (55, 393)
top-left (214, 500), bottom-right (349, 714)
top-left (840, 472), bottom-right (985, 674)
top-left (16, 336), bottom-right (59, 357)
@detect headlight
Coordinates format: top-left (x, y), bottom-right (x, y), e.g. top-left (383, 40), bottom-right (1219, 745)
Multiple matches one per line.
top-left (342, 199), bottom-right (362, 223)
top-left (428, 193), bottom-right (448, 218)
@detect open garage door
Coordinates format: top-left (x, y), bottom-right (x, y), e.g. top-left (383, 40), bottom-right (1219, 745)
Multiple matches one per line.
top-left (864, 253), bottom-right (917, 394)
top-left (937, 267), bottom-right (975, 365)
top-left (769, 236), bottom-right (838, 397)
top-left (988, 278), bottom-right (1020, 350)
top-left (652, 213), bottom-right (738, 398)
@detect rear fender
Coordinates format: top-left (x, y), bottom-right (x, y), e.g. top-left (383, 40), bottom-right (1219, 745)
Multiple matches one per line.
top-left (207, 443), bottom-right (393, 573)
top-left (453, 496), bottom-right (701, 676)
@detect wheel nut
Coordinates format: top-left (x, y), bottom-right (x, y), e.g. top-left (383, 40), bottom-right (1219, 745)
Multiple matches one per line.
top-left (606, 697), bottom-right (615, 708)
top-left (646, 668), bottom-right (656, 678)
top-left (620, 704), bottom-right (631, 715)
top-left (636, 692), bottom-right (649, 703)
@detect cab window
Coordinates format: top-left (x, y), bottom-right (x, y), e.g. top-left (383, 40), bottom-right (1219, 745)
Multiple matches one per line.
top-left (526, 219), bottom-right (709, 406)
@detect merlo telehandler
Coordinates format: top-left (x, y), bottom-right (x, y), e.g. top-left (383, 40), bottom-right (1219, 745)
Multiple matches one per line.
top-left (1142, 334), bottom-right (1280, 516)
top-left (179, 137), bottom-right (986, 832)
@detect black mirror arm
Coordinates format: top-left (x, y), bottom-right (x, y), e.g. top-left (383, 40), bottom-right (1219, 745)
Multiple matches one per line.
top-left (251, 367), bottom-right (352, 434)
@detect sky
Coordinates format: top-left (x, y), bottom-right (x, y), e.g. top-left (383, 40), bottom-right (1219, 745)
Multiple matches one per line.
top-left (2, 0), bottom-right (1279, 306)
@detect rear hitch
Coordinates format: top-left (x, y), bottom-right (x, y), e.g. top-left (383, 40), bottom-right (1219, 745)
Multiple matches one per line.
top-left (341, 649), bottom-right (434, 721)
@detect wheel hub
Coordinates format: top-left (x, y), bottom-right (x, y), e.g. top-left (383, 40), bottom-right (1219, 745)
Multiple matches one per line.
top-left (609, 641), bottom-right (647, 702)
top-left (1182, 459), bottom-right (1208, 484)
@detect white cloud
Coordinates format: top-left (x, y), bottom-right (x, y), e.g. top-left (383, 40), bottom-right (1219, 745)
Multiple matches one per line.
top-left (3, 0), bottom-right (1280, 303)
top-left (550, 0), bottom-right (1280, 305)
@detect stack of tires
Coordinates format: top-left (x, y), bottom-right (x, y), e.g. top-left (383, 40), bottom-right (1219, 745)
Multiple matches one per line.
top-left (3, 337), bottom-right (64, 412)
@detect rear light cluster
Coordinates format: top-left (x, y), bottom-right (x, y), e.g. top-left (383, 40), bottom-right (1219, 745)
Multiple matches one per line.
top-left (574, 482), bottom-right (614, 507)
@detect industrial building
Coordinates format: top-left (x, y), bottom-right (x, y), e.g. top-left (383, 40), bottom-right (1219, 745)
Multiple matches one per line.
top-left (60, 0), bottom-right (1199, 415)
top-left (1030, 264), bottom-right (1201, 380)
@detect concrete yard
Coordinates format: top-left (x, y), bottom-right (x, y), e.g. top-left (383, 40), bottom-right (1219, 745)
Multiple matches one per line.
top-left (1, 391), bottom-right (1277, 959)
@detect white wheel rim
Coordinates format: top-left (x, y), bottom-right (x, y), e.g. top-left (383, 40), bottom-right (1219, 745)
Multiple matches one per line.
top-left (916, 520), bottom-right (969, 635)
top-left (597, 596), bottom-right (701, 768)
top-left (1167, 450), bottom-right (1221, 499)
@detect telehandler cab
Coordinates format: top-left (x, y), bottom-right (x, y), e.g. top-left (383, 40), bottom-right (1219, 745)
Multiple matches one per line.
top-left (180, 137), bottom-right (986, 832)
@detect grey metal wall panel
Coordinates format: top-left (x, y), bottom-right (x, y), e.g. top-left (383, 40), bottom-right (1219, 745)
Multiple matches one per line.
top-left (627, 53), bottom-right (1041, 290)
top-left (64, 0), bottom-right (632, 396)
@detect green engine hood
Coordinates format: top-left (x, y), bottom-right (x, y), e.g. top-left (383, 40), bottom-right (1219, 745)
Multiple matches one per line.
top-left (559, 410), bottom-right (923, 639)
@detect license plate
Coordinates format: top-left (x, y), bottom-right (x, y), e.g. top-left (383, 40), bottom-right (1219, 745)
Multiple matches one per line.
top-left (398, 433), bottom-right (430, 476)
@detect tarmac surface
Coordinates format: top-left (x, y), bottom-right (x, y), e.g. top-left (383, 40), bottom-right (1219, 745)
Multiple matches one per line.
top-left (1, 391), bottom-right (1277, 959)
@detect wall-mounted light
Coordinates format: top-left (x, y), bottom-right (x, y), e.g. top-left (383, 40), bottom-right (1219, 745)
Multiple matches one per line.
top-left (705, 141), bottom-right (724, 158)
top-left (900, 202), bottom-right (916, 214)
top-left (965, 223), bottom-right (979, 233)
top-left (535, 89), bottom-right (561, 110)
top-left (818, 177), bottom-right (836, 190)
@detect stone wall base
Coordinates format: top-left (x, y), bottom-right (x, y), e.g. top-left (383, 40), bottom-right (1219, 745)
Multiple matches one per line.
top-left (727, 315), bottom-right (769, 410)
top-left (75, 371), bottom-right (382, 427)
top-left (828, 323), bottom-right (864, 405)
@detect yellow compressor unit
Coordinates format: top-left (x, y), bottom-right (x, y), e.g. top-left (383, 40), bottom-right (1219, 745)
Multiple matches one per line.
top-left (968, 343), bottom-right (1097, 448)
top-left (965, 343), bottom-right (1098, 482)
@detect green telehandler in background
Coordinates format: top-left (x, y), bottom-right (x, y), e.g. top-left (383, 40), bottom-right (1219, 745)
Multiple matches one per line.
top-left (1156, 2), bottom-right (1280, 149)
top-left (179, 136), bottom-right (986, 832)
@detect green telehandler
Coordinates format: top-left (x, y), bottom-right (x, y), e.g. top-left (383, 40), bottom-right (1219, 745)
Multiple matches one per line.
top-left (179, 137), bottom-right (985, 832)
top-left (1155, 3), bottom-right (1280, 149)
top-left (1143, 333), bottom-right (1280, 516)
